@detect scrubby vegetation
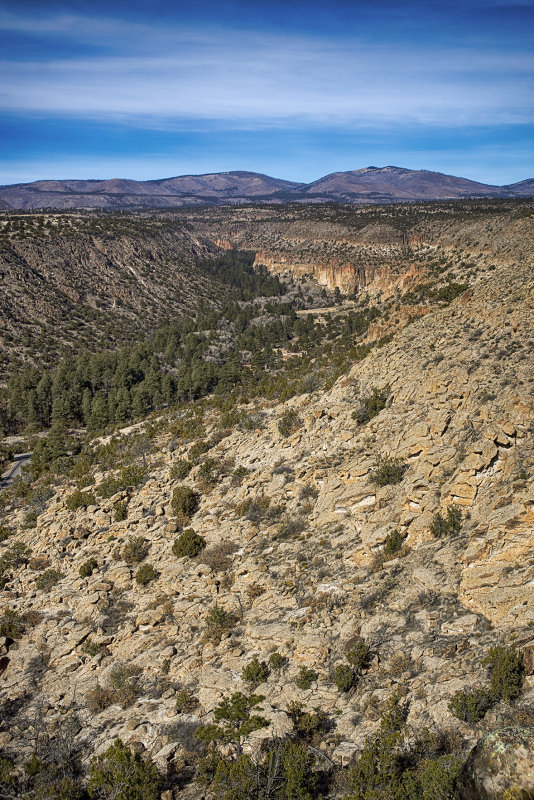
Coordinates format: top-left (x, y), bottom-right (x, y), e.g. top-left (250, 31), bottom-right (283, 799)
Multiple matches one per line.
top-left (35, 568), bottom-right (63, 592)
top-left (79, 557), bottom-right (98, 578)
top-left (203, 605), bottom-right (237, 645)
top-left (172, 528), bottom-right (206, 558)
top-left (352, 385), bottom-right (390, 424)
top-left (430, 505), bottom-right (463, 538)
top-left (88, 738), bottom-right (161, 800)
top-left (0, 245), bottom-right (397, 456)
top-left (346, 692), bottom-right (462, 800)
top-left (296, 667), bottom-right (318, 690)
top-left (448, 645), bottom-right (525, 725)
top-left (370, 454), bottom-right (406, 486)
top-left (278, 409), bottom-right (302, 437)
top-left (66, 490), bottom-right (95, 511)
top-left (171, 486), bottom-right (200, 518)
top-left (241, 656), bottom-right (270, 687)
top-left (135, 564), bottom-right (158, 586)
top-left (122, 536), bottom-right (150, 564)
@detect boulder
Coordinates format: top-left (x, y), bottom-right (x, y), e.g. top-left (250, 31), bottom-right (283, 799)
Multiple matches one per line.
top-left (458, 726), bottom-right (534, 800)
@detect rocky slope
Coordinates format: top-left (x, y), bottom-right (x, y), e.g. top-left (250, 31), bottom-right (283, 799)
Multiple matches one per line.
top-left (185, 199), bottom-right (534, 293)
top-left (0, 215), bottom-right (221, 379)
top-left (0, 247), bottom-right (533, 796)
top-left (1, 167), bottom-right (532, 210)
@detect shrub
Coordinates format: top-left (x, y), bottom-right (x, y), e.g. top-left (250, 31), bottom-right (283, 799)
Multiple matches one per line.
top-left (197, 541), bottom-right (237, 571)
top-left (483, 645), bottom-right (525, 702)
top-left (212, 753), bottom-right (257, 800)
top-left (246, 584), bottom-right (265, 600)
top-left (0, 541), bottom-right (32, 586)
top-left (171, 486), bottom-right (200, 518)
top-left (122, 536), bottom-right (149, 563)
top-left (269, 652), bottom-right (287, 670)
top-left (430, 505), bottom-right (463, 538)
top-left (175, 690), bottom-right (199, 713)
top-left (135, 564), bottom-right (158, 586)
top-left (0, 524), bottom-right (12, 542)
top-left (276, 514), bottom-right (307, 541)
top-left (241, 656), bottom-right (270, 686)
top-left (286, 701), bottom-right (329, 741)
top-left (85, 684), bottom-right (115, 713)
top-left (197, 457), bottom-right (221, 488)
top-left (79, 557), bottom-right (98, 578)
top-left (188, 440), bottom-right (211, 461)
top-left (231, 465), bottom-right (249, 485)
top-left (203, 605), bottom-right (237, 645)
top-left (352, 385), bottom-right (390, 424)
top-left (66, 490), bottom-right (95, 511)
top-left (436, 281), bottom-right (469, 303)
top-left (120, 463), bottom-right (147, 487)
top-left (211, 740), bottom-right (316, 800)
top-left (82, 638), bottom-right (109, 658)
top-left (195, 692), bottom-right (268, 752)
top-left (370, 455), bottom-right (406, 486)
top-left (0, 541), bottom-right (31, 568)
top-left (335, 664), bottom-right (356, 693)
top-left (23, 769), bottom-right (84, 800)
top-left (97, 465), bottom-right (146, 499)
top-left (0, 609), bottom-right (26, 639)
top-left (346, 638), bottom-right (371, 673)
top-left (299, 484), bottom-right (318, 501)
top-left (88, 738), bottom-right (161, 800)
top-left (388, 652), bottom-right (414, 676)
top-left (277, 409), bottom-right (302, 437)
top-left (448, 688), bottom-right (493, 724)
top-left (36, 568), bottom-right (63, 592)
top-left (109, 663), bottom-right (142, 708)
top-left (96, 477), bottom-right (123, 499)
top-left (383, 529), bottom-right (406, 556)
top-left (296, 666), bottom-right (318, 690)
top-left (170, 459), bottom-right (192, 480)
top-left (172, 528), bottom-right (206, 558)
top-left (347, 692), bottom-right (462, 800)
top-left (114, 501), bottom-right (128, 522)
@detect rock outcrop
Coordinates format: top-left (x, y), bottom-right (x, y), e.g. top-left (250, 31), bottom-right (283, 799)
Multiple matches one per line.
top-left (459, 727), bottom-right (534, 800)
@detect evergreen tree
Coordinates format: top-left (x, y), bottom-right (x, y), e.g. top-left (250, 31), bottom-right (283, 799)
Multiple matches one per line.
top-left (89, 394), bottom-right (109, 431)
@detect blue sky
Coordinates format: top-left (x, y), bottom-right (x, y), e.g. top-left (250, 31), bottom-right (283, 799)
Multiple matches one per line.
top-left (1, 0), bottom-right (533, 185)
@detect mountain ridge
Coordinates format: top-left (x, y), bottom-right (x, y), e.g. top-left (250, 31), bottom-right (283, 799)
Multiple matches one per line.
top-left (1, 166), bottom-right (532, 209)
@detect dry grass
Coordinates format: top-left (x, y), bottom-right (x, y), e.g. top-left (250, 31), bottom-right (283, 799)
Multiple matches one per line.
top-left (196, 541), bottom-right (239, 572)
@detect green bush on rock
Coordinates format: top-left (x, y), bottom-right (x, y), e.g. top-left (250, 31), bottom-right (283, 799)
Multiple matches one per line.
top-left (448, 688), bottom-right (493, 724)
top-left (483, 645), bottom-right (525, 702)
top-left (122, 536), bottom-right (149, 564)
top-left (241, 656), bottom-right (270, 687)
top-left (66, 490), bottom-right (95, 511)
top-left (172, 528), bottom-right (206, 558)
top-left (370, 455), bottom-right (406, 486)
top-left (88, 738), bottom-right (161, 800)
top-left (171, 486), bottom-right (200, 518)
top-left (135, 564), bottom-right (158, 586)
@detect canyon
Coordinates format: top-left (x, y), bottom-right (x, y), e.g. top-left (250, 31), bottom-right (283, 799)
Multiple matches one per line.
top-left (0, 198), bottom-right (533, 799)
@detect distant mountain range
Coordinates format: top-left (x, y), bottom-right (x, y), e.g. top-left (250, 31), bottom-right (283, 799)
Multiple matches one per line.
top-left (1, 166), bottom-right (533, 210)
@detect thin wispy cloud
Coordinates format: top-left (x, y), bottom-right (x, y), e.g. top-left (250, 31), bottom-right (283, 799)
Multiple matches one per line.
top-left (0, 2), bottom-right (532, 184)
top-left (1, 18), bottom-right (532, 129)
